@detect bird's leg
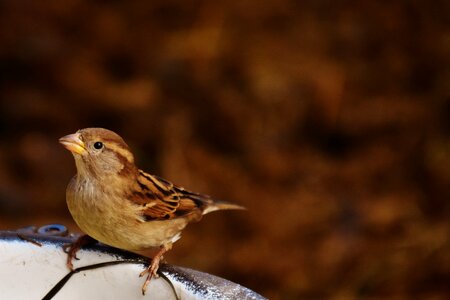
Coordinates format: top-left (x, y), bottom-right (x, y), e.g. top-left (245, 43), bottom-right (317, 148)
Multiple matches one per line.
top-left (140, 243), bottom-right (172, 295)
top-left (63, 235), bottom-right (96, 270)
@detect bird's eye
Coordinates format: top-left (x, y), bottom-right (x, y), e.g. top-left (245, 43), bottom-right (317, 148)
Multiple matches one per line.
top-left (93, 141), bottom-right (103, 150)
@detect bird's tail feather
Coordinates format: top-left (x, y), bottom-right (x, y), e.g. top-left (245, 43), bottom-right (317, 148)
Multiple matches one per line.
top-left (203, 200), bottom-right (246, 215)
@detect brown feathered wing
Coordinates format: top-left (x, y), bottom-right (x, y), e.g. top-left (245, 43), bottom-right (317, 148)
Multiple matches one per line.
top-left (130, 170), bottom-right (244, 222)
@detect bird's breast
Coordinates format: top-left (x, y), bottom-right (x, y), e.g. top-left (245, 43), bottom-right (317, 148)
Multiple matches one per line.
top-left (66, 177), bottom-right (135, 247)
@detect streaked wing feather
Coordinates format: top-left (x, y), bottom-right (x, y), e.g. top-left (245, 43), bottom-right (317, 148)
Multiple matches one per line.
top-left (132, 170), bottom-right (211, 221)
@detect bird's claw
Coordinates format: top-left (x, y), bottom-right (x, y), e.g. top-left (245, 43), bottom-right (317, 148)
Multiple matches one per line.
top-left (63, 235), bottom-right (96, 271)
top-left (62, 243), bottom-right (71, 254)
top-left (140, 256), bottom-right (163, 295)
top-left (66, 248), bottom-right (79, 270)
top-left (62, 243), bottom-right (79, 257)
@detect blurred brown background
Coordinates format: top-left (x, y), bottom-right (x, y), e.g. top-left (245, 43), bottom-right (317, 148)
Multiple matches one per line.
top-left (0, 1), bottom-right (449, 299)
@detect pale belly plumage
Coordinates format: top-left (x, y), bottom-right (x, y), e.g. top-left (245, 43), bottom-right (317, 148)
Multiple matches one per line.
top-left (66, 177), bottom-right (188, 251)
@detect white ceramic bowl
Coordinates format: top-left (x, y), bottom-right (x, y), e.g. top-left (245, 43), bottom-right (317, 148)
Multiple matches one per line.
top-left (0, 225), bottom-right (265, 300)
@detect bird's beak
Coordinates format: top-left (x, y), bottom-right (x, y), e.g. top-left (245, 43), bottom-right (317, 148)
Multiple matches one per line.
top-left (59, 133), bottom-right (86, 155)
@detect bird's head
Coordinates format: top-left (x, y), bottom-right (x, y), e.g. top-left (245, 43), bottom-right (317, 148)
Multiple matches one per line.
top-left (59, 128), bottom-right (136, 180)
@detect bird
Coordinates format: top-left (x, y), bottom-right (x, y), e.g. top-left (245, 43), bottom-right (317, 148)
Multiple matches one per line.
top-left (59, 128), bottom-right (245, 294)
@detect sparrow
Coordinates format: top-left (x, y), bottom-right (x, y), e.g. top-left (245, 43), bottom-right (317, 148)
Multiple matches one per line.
top-left (59, 128), bottom-right (244, 294)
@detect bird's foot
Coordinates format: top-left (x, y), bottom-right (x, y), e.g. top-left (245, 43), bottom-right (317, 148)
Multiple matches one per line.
top-left (63, 235), bottom-right (96, 270)
top-left (140, 246), bottom-right (168, 295)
